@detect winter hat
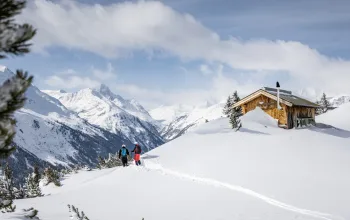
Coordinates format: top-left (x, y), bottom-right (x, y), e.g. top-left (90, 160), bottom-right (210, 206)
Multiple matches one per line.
top-left (134, 142), bottom-right (138, 145)
top-left (122, 144), bottom-right (126, 147)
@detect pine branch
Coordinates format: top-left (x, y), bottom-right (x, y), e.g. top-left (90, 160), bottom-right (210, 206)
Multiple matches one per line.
top-left (68, 204), bottom-right (90, 220)
top-left (0, 0), bottom-right (36, 59)
top-left (0, 0), bottom-right (26, 21)
top-left (0, 70), bottom-right (33, 158)
top-left (23, 207), bottom-right (39, 219)
top-left (0, 198), bottom-right (16, 213)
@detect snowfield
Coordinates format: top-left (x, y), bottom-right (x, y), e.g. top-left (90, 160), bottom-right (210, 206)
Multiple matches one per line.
top-left (317, 103), bottom-right (350, 131)
top-left (5, 108), bottom-right (350, 220)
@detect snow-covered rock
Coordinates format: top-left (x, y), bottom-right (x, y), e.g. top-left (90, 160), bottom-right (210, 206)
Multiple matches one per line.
top-left (8, 107), bottom-right (350, 220)
top-left (43, 84), bottom-right (164, 150)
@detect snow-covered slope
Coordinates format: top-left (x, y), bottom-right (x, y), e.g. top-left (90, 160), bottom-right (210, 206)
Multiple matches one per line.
top-left (151, 101), bottom-right (225, 140)
top-left (328, 95), bottom-right (350, 107)
top-left (149, 104), bottom-right (194, 125)
top-left (7, 107), bottom-right (350, 220)
top-left (317, 102), bottom-right (350, 130)
top-left (43, 84), bottom-right (164, 150)
top-left (1, 66), bottom-right (132, 182)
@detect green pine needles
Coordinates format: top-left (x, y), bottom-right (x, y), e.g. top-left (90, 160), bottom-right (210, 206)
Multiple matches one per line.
top-left (0, 0), bottom-right (36, 159)
top-left (68, 204), bottom-right (90, 220)
top-left (223, 91), bottom-right (242, 131)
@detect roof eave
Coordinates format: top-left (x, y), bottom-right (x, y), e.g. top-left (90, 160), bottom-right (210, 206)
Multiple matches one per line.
top-left (233, 89), bottom-right (293, 108)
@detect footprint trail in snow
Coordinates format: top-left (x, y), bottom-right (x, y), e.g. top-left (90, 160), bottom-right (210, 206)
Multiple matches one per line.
top-left (143, 160), bottom-right (344, 220)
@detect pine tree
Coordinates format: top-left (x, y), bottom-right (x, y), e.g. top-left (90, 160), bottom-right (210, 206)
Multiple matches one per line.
top-left (222, 95), bottom-right (232, 117)
top-left (0, 0), bottom-right (36, 159)
top-left (0, 163), bottom-right (16, 201)
top-left (14, 184), bottom-right (26, 199)
top-left (3, 163), bottom-right (14, 199)
top-left (229, 110), bottom-right (242, 131)
top-left (225, 91), bottom-right (242, 130)
top-left (82, 165), bottom-right (92, 171)
top-left (68, 204), bottom-right (90, 220)
top-left (105, 153), bottom-right (122, 168)
top-left (96, 156), bottom-right (106, 169)
top-left (317, 93), bottom-right (331, 115)
top-left (24, 166), bottom-right (42, 198)
top-left (43, 167), bottom-right (61, 187)
top-left (0, 71), bottom-right (33, 158)
top-left (223, 91), bottom-right (242, 118)
top-left (231, 91), bottom-right (242, 117)
top-left (23, 207), bottom-right (40, 219)
top-left (96, 153), bottom-right (123, 169)
top-left (0, 197), bottom-right (16, 213)
top-left (0, 0), bottom-right (38, 216)
top-left (0, 163), bottom-right (16, 212)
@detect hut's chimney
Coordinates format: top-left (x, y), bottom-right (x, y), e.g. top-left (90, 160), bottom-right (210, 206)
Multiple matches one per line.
top-left (276, 81), bottom-right (281, 110)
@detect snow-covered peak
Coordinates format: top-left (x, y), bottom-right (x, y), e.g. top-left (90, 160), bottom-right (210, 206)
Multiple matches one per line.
top-left (43, 86), bottom-right (164, 149)
top-left (0, 67), bottom-right (70, 117)
top-left (97, 83), bottom-right (116, 100)
top-left (152, 101), bottom-right (225, 140)
top-left (150, 104), bottom-right (194, 125)
top-left (0, 65), bottom-right (6, 72)
top-left (0, 65), bottom-right (15, 84)
top-left (329, 95), bottom-right (350, 107)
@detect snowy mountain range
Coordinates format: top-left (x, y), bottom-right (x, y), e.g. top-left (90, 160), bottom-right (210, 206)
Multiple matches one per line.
top-left (0, 66), bottom-right (163, 183)
top-left (328, 95), bottom-right (350, 107)
top-left (43, 84), bottom-right (164, 150)
top-left (150, 101), bottom-right (225, 140)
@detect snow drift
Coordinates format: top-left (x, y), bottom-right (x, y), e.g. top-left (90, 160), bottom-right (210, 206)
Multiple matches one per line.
top-left (317, 103), bottom-right (350, 131)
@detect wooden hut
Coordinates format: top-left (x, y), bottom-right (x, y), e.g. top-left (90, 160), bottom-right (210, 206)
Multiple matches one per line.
top-left (233, 86), bottom-right (320, 129)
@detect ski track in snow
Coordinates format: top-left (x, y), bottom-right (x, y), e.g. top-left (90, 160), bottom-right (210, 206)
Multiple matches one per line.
top-left (142, 160), bottom-right (344, 220)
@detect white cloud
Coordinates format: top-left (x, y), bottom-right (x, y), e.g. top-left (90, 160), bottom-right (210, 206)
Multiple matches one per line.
top-left (45, 75), bottom-right (100, 90)
top-left (22, 0), bottom-right (350, 100)
top-left (44, 63), bottom-right (117, 90)
top-left (58, 69), bottom-right (77, 75)
top-left (114, 65), bottom-right (260, 109)
top-left (199, 64), bottom-right (212, 75)
top-left (92, 63), bottom-right (117, 80)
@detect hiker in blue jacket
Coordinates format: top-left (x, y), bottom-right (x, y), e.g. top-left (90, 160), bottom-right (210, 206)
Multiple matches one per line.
top-left (118, 145), bottom-right (130, 167)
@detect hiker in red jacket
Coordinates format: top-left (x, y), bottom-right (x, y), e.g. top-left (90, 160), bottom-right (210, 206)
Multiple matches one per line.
top-left (132, 142), bottom-right (142, 166)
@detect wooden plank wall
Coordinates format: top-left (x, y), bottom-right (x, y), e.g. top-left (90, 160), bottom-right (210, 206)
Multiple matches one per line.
top-left (241, 95), bottom-right (288, 125)
top-left (290, 106), bottom-right (315, 119)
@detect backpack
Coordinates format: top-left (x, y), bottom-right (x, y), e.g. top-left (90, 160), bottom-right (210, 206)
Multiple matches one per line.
top-left (121, 148), bottom-right (127, 157)
top-left (135, 145), bottom-right (141, 154)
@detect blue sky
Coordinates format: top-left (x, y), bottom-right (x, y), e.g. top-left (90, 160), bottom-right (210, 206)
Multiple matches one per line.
top-left (2, 0), bottom-right (350, 108)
